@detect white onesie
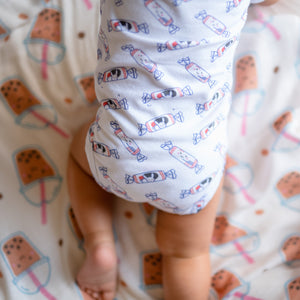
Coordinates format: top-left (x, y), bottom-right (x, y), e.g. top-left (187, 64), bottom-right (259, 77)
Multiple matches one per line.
top-left (85, 0), bottom-right (258, 215)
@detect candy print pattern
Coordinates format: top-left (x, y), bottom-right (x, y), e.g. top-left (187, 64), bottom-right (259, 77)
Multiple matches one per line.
top-left (161, 141), bottom-right (203, 174)
top-left (98, 28), bottom-right (110, 61)
top-left (125, 169), bottom-right (176, 184)
top-left (0, 232), bottom-right (55, 299)
top-left (138, 112), bottom-right (184, 136)
top-left (0, 77), bottom-right (69, 138)
top-left (142, 0), bottom-right (180, 34)
top-left (157, 40), bottom-right (200, 52)
top-left (122, 44), bottom-right (164, 80)
top-left (178, 57), bottom-right (217, 88)
top-left (107, 19), bottom-right (149, 34)
top-left (272, 109), bottom-right (300, 152)
top-left (145, 193), bottom-right (178, 213)
top-left (226, 0), bottom-right (245, 13)
top-left (195, 83), bottom-right (229, 116)
top-left (13, 146), bottom-right (62, 224)
top-left (180, 175), bottom-right (214, 199)
top-left (111, 121), bottom-right (147, 162)
top-left (142, 86), bottom-right (193, 103)
top-left (195, 10), bottom-right (230, 37)
top-left (24, 7), bottom-right (65, 79)
top-left (100, 97), bottom-right (128, 110)
top-left (211, 36), bottom-right (237, 62)
top-left (97, 66), bottom-right (137, 84)
top-left (275, 171), bottom-right (300, 212)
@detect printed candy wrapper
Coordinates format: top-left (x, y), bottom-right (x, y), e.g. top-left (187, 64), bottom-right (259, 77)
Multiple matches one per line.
top-left (0, 232), bottom-right (54, 298)
top-left (145, 193), bottom-right (178, 214)
top-left (107, 19), bottom-right (149, 34)
top-left (24, 6), bottom-right (65, 79)
top-left (157, 40), bottom-right (200, 52)
top-left (125, 169), bottom-right (176, 185)
top-left (13, 146), bottom-right (62, 225)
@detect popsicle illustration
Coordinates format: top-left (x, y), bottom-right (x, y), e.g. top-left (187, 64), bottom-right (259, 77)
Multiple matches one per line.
top-left (0, 19), bottom-right (10, 41)
top-left (276, 171), bottom-right (300, 212)
top-left (82, 0), bottom-right (92, 10)
top-left (0, 232), bottom-right (56, 299)
top-left (75, 74), bottom-right (97, 104)
top-left (141, 251), bottom-right (162, 288)
top-left (272, 110), bottom-right (300, 152)
top-left (280, 234), bottom-right (300, 266)
top-left (211, 215), bottom-right (258, 263)
top-left (285, 277), bottom-right (300, 300)
top-left (224, 155), bottom-right (255, 204)
top-left (0, 77), bottom-right (69, 138)
top-left (233, 54), bottom-right (264, 136)
top-left (210, 269), bottom-right (249, 300)
top-left (24, 7), bottom-right (65, 79)
top-left (247, 6), bottom-right (281, 40)
top-left (13, 147), bottom-right (62, 224)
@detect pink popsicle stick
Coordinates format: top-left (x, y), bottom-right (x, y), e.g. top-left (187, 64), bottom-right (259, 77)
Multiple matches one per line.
top-left (241, 92), bottom-right (250, 136)
top-left (40, 179), bottom-right (47, 225)
top-left (233, 241), bottom-right (254, 264)
top-left (234, 292), bottom-right (262, 300)
top-left (41, 41), bottom-right (49, 80)
top-left (255, 8), bottom-right (281, 40)
top-left (28, 269), bottom-right (57, 300)
top-left (83, 0), bottom-right (92, 9)
top-left (282, 131), bottom-right (300, 144)
top-left (226, 171), bottom-right (256, 204)
top-left (29, 109), bottom-right (69, 138)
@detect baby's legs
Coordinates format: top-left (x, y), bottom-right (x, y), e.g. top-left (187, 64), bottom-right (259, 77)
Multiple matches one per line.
top-left (67, 121), bottom-right (117, 300)
top-left (156, 179), bottom-right (223, 300)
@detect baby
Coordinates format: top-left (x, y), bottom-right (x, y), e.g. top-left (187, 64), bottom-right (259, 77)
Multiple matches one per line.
top-left (68, 0), bottom-right (278, 299)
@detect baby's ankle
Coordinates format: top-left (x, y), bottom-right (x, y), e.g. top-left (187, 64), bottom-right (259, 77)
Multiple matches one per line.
top-left (83, 231), bottom-right (115, 252)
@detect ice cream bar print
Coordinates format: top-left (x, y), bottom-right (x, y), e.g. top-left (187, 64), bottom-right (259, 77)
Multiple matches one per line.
top-left (13, 147), bottom-right (62, 224)
top-left (0, 77), bottom-right (69, 138)
top-left (24, 7), bottom-right (65, 79)
top-left (0, 232), bottom-right (56, 299)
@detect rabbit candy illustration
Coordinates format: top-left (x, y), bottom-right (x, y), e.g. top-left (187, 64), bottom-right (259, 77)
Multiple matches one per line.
top-left (157, 40), bottom-right (200, 52)
top-left (125, 169), bottom-right (176, 184)
top-left (178, 57), bottom-right (217, 88)
top-left (275, 171), bottom-right (300, 212)
top-left (142, 86), bottom-right (193, 103)
top-left (160, 141), bottom-right (203, 174)
top-left (110, 121), bottom-right (147, 162)
top-left (107, 19), bottom-right (149, 34)
top-left (24, 7), bottom-right (65, 79)
top-left (195, 10), bottom-right (230, 37)
top-left (75, 74), bottom-right (97, 105)
top-left (122, 44), bottom-right (164, 80)
top-left (142, 0), bottom-right (180, 34)
top-left (0, 232), bottom-right (55, 299)
top-left (97, 66), bottom-right (137, 84)
top-left (210, 269), bottom-right (249, 300)
top-left (272, 109), bottom-right (300, 152)
top-left (280, 234), bottom-right (300, 267)
top-left (211, 36), bottom-right (237, 62)
top-left (0, 77), bottom-right (69, 138)
top-left (100, 97), bottom-right (128, 111)
top-left (211, 215), bottom-right (259, 263)
top-left (195, 83), bottom-right (230, 116)
top-left (285, 277), bottom-right (300, 300)
top-left (233, 54), bottom-right (265, 136)
top-left (138, 111), bottom-right (184, 136)
top-left (13, 147), bottom-right (62, 225)
top-left (224, 155), bottom-right (255, 205)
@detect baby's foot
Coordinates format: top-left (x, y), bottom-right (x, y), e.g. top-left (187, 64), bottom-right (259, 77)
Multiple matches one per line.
top-left (77, 234), bottom-right (118, 300)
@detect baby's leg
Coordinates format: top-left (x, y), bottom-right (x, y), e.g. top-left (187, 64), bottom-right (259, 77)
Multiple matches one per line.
top-left (156, 178), bottom-right (223, 300)
top-left (67, 121), bottom-right (117, 300)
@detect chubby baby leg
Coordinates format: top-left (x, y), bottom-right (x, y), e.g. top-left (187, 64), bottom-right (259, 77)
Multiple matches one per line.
top-left (67, 121), bottom-right (117, 300)
top-left (155, 178), bottom-right (223, 300)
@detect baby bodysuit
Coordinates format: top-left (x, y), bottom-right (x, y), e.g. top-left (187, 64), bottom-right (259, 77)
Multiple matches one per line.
top-left (85, 0), bottom-right (258, 215)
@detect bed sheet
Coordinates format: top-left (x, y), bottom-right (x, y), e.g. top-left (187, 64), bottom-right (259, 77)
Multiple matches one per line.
top-left (0, 1), bottom-right (300, 299)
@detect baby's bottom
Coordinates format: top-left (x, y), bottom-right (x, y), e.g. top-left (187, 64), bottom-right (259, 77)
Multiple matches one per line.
top-left (67, 121), bottom-right (223, 300)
